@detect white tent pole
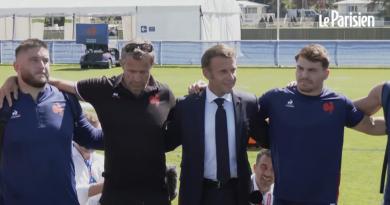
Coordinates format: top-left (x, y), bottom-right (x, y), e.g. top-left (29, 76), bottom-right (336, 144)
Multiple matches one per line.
top-left (199, 7), bottom-right (209, 40)
top-left (4, 17), bottom-right (7, 40)
top-left (12, 14), bottom-right (15, 40)
top-left (29, 15), bottom-right (31, 38)
top-left (72, 13), bottom-right (75, 40)
top-left (199, 6), bottom-right (202, 40)
top-left (277, 0), bottom-right (280, 42)
top-left (135, 6), bottom-right (138, 39)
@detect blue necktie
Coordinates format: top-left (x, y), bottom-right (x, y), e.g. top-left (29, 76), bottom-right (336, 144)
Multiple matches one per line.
top-left (214, 98), bottom-right (230, 183)
top-left (85, 159), bottom-right (97, 184)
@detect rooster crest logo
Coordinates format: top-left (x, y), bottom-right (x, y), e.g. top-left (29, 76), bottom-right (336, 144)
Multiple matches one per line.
top-left (149, 94), bottom-right (160, 106)
top-left (322, 102), bottom-right (334, 113)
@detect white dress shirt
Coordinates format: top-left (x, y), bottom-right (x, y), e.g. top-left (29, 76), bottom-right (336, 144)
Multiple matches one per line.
top-left (251, 174), bottom-right (274, 205)
top-left (72, 144), bottom-right (105, 205)
top-left (203, 87), bottom-right (237, 180)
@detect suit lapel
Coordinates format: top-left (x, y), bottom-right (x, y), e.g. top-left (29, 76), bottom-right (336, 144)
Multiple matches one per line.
top-left (232, 91), bottom-right (243, 155)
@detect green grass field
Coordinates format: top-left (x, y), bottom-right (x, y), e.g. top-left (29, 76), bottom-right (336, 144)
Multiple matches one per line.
top-left (1, 64), bottom-right (390, 204)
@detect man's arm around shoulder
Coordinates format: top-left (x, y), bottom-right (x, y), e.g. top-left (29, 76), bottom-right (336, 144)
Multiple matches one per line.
top-left (354, 83), bottom-right (383, 115)
top-left (353, 115), bottom-right (386, 136)
top-left (244, 93), bottom-right (269, 148)
top-left (353, 82), bottom-right (388, 135)
top-left (49, 77), bottom-right (78, 96)
top-left (164, 97), bottom-right (188, 152)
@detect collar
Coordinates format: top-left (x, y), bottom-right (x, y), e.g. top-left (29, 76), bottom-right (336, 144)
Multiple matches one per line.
top-left (113, 74), bottom-right (159, 94)
top-left (251, 174), bottom-right (260, 191)
top-left (112, 74), bottom-right (123, 88)
top-left (37, 83), bottom-right (51, 96)
top-left (206, 86), bottom-right (232, 104)
top-left (292, 85), bottom-right (327, 98)
top-left (20, 83), bottom-right (52, 102)
top-left (144, 75), bottom-right (159, 93)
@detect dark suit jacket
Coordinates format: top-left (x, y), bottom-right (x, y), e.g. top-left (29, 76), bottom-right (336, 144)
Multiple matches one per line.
top-left (165, 90), bottom-right (268, 205)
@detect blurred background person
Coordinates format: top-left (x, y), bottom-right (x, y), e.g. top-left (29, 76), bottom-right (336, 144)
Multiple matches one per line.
top-left (250, 149), bottom-right (274, 205)
top-left (73, 111), bottom-right (105, 205)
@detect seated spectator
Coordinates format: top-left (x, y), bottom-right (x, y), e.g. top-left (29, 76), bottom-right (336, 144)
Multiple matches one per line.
top-left (72, 112), bottom-right (104, 205)
top-left (250, 149), bottom-right (274, 205)
top-left (268, 16), bottom-right (274, 23)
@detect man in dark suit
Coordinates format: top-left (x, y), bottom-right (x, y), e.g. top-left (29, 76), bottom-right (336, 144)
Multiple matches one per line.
top-left (165, 44), bottom-right (268, 205)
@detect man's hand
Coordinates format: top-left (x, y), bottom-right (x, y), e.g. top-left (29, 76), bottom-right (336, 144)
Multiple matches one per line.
top-left (0, 76), bottom-right (19, 108)
top-left (88, 182), bottom-right (104, 197)
top-left (187, 80), bottom-right (207, 95)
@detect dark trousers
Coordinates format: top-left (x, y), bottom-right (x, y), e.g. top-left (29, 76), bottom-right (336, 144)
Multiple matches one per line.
top-left (385, 162), bottom-right (390, 205)
top-left (201, 179), bottom-right (239, 205)
top-left (100, 189), bottom-right (170, 205)
top-left (274, 198), bottom-right (336, 205)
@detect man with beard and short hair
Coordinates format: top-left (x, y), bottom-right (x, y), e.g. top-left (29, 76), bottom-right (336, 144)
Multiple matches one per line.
top-left (258, 44), bottom-right (386, 205)
top-left (0, 38), bottom-right (103, 205)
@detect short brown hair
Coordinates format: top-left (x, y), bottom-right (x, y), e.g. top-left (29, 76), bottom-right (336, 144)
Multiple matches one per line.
top-left (255, 149), bottom-right (271, 164)
top-left (15, 38), bottom-right (48, 57)
top-left (201, 44), bottom-right (236, 69)
top-left (295, 44), bottom-right (330, 69)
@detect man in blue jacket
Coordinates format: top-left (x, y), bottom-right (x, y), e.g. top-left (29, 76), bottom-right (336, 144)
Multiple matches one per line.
top-left (0, 39), bottom-right (103, 205)
top-left (258, 44), bottom-right (386, 205)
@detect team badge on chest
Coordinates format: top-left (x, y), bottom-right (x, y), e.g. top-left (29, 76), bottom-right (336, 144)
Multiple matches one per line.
top-left (149, 94), bottom-right (160, 106)
top-left (322, 102), bottom-right (334, 113)
top-left (52, 103), bottom-right (65, 116)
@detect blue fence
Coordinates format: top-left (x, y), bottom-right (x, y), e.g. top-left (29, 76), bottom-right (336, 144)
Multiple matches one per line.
top-left (1, 40), bottom-right (390, 67)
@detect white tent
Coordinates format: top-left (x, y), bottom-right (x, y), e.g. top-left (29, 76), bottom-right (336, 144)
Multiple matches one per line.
top-left (0, 0), bottom-right (241, 41)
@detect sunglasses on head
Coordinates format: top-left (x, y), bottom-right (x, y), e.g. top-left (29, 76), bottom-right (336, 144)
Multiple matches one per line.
top-left (124, 43), bottom-right (154, 53)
